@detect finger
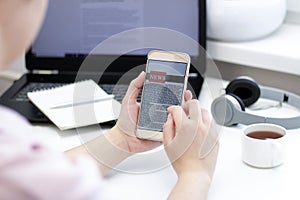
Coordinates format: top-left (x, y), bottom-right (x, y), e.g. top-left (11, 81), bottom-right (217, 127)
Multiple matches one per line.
top-left (184, 90), bottom-right (193, 102)
top-left (163, 114), bottom-right (175, 146)
top-left (201, 108), bottom-right (210, 125)
top-left (182, 100), bottom-right (200, 121)
top-left (124, 71), bottom-right (145, 103)
top-left (133, 71), bottom-right (146, 89)
top-left (167, 106), bottom-right (188, 129)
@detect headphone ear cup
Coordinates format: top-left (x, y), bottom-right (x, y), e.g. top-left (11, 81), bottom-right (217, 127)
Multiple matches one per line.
top-left (228, 93), bottom-right (245, 111)
top-left (226, 76), bottom-right (260, 107)
top-left (227, 94), bottom-right (245, 126)
top-left (211, 94), bottom-right (245, 126)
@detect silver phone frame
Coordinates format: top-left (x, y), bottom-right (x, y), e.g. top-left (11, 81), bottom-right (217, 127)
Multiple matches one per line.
top-left (135, 50), bottom-right (191, 141)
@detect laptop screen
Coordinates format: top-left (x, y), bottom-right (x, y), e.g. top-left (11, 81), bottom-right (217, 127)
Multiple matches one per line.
top-left (27, 0), bottom-right (206, 74)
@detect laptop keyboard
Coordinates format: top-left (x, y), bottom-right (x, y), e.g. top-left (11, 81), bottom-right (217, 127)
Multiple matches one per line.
top-left (101, 84), bottom-right (142, 102)
top-left (14, 83), bottom-right (67, 102)
top-left (14, 82), bottom-right (141, 103)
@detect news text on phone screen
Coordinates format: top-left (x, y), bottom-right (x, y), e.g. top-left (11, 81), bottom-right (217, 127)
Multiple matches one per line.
top-left (138, 60), bottom-right (187, 132)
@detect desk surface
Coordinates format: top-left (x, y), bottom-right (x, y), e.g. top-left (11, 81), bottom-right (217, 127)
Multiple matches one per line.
top-left (4, 77), bottom-right (300, 200)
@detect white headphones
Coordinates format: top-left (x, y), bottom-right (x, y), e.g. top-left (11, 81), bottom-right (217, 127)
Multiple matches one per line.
top-left (211, 76), bottom-right (300, 129)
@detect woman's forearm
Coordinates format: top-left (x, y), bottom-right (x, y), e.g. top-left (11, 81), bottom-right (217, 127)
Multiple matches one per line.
top-left (65, 126), bottom-right (132, 176)
top-left (168, 172), bottom-right (212, 200)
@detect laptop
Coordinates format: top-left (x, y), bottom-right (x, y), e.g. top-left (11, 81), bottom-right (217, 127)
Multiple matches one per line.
top-left (0, 0), bottom-right (206, 123)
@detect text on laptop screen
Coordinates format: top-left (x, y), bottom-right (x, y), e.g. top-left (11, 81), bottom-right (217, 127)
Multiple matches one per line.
top-left (32, 0), bottom-right (199, 57)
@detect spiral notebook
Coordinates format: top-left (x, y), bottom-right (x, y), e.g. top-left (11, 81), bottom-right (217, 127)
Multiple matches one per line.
top-left (27, 80), bottom-right (121, 130)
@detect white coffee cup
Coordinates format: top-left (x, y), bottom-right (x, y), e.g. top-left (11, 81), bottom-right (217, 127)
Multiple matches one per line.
top-left (242, 123), bottom-right (287, 168)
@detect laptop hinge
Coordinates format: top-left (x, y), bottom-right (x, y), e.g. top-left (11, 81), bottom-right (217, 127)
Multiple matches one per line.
top-left (31, 70), bottom-right (59, 75)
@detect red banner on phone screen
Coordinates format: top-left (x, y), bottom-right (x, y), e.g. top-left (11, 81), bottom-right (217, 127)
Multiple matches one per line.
top-left (149, 71), bottom-right (166, 83)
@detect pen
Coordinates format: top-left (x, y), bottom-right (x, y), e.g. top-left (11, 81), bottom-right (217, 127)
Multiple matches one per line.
top-left (50, 94), bottom-right (115, 109)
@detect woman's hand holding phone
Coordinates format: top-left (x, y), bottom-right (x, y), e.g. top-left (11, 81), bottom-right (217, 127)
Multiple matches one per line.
top-left (114, 71), bottom-right (192, 154)
top-left (114, 71), bottom-right (161, 153)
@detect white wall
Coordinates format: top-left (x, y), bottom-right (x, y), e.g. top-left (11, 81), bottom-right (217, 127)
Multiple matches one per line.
top-left (206, 60), bottom-right (300, 95)
top-left (286, 0), bottom-right (300, 23)
top-left (288, 0), bottom-right (300, 12)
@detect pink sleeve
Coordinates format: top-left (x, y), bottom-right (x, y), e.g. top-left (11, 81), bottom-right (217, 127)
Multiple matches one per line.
top-left (0, 106), bottom-right (108, 200)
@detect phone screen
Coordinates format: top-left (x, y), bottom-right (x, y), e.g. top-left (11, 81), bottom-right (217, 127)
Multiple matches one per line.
top-left (137, 59), bottom-right (188, 132)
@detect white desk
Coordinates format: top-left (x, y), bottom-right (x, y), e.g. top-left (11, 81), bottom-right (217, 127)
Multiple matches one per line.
top-left (6, 77), bottom-right (300, 200)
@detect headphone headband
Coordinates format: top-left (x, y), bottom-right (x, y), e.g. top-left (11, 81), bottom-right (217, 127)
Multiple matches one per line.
top-left (234, 107), bottom-right (300, 129)
top-left (211, 76), bottom-right (300, 129)
top-left (260, 86), bottom-right (300, 110)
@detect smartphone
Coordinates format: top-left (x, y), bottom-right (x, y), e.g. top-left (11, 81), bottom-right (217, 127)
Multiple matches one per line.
top-left (136, 50), bottom-right (191, 141)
